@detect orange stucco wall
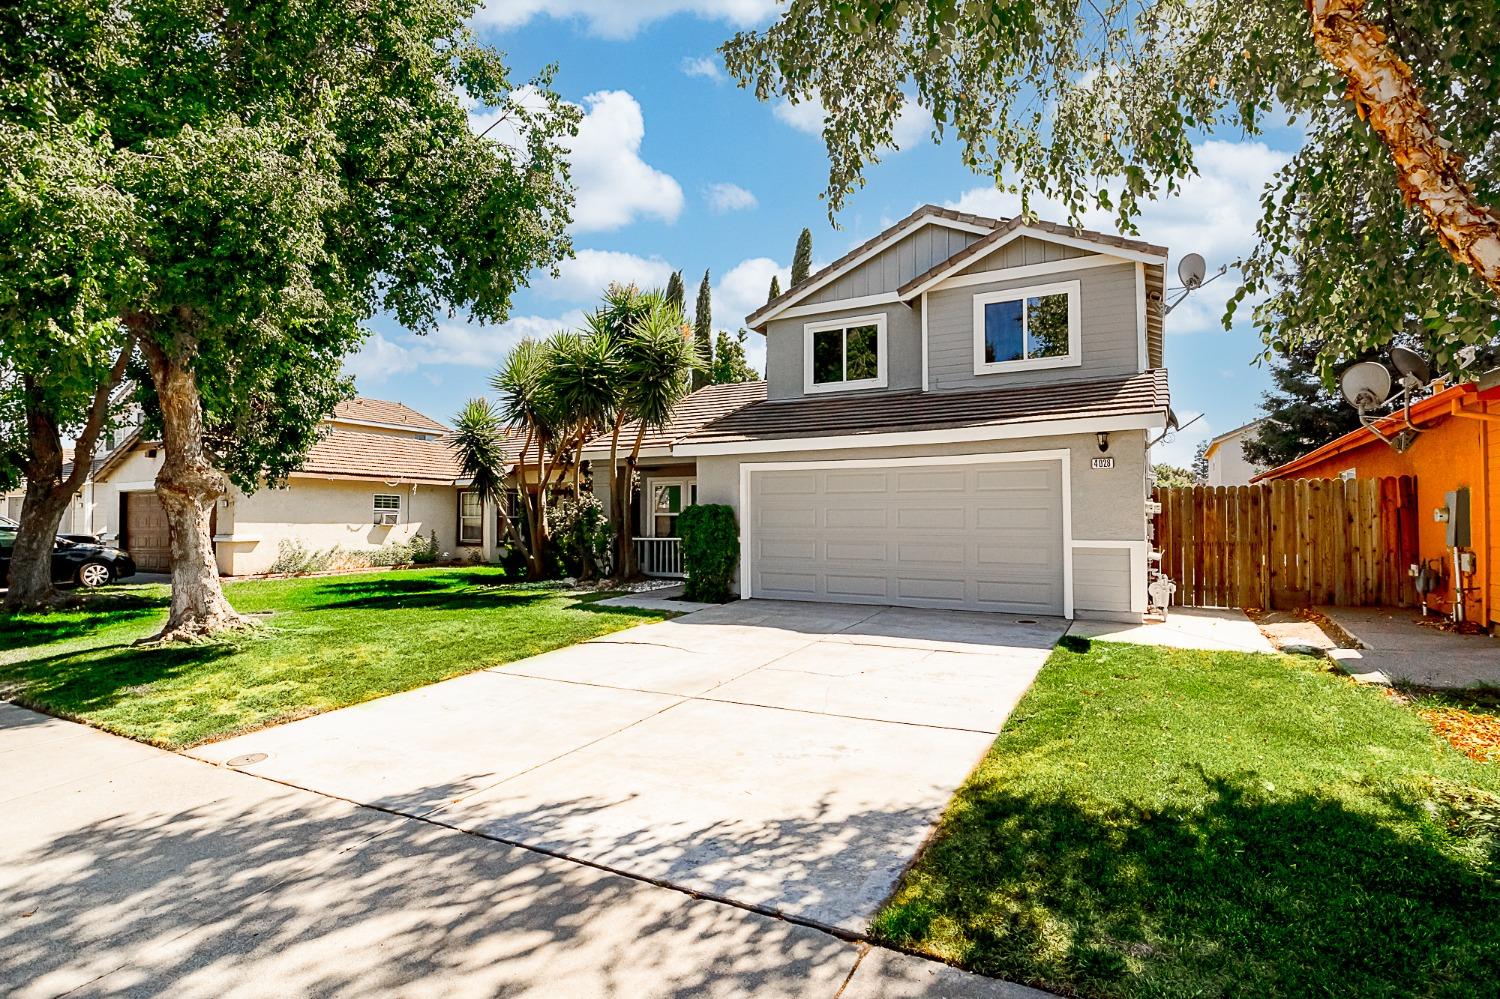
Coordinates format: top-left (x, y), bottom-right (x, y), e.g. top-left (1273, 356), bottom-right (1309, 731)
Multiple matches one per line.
top-left (1275, 400), bottom-right (1497, 626)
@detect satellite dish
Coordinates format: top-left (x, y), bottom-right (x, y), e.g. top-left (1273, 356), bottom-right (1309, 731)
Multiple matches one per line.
top-left (1390, 346), bottom-right (1430, 384)
top-left (1340, 361), bottom-right (1392, 412)
top-left (1177, 253), bottom-right (1207, 289)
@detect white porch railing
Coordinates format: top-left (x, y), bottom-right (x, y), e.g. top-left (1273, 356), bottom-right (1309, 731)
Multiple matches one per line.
top-left (634, 537), bottom-right (685, 578)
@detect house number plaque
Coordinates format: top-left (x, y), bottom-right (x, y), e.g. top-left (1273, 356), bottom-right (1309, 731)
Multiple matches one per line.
top-left (1091, 457), bottom-right (1115, 469)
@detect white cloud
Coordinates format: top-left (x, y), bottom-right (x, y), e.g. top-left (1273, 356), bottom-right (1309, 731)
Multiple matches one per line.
top-left (466, 88), bottom-right (683, 234)
top-left (568, 91), bottom-right (684, 232)
top-left (344, 312), bottom-right (585, 386)
top-left (773, 93), bottom-right (934, 151)
top-left (711, 256), bottom-right (790, 376)
top-left (474, 1), bottom-right (777, 40)
top-left (705, 182), bottom-right (758, 213)
top-left (681, 56), bottom-right (723, 81)
top-left (538, 249), bottom-right (675, 300)
top-left (945, 139), bottom-right (1290, 336)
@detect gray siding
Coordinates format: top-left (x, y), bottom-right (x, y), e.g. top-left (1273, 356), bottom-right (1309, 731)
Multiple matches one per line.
top-left (1073, 547), bottom-right (1133, 616)
top-left (925, 261), bottom-right (1141, 391)
top-left (804, 224), bottom-right (982, 306)
top-left (956, 235), bottom-right (1096, 274)
top-left (764, 303), bottom-right (921, 401)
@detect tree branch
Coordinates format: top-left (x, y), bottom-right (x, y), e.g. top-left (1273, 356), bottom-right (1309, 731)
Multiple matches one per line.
top-left (62, 332), bottom-right (135, 496)
top-left (1307, 0), bottom-right (1500, 295)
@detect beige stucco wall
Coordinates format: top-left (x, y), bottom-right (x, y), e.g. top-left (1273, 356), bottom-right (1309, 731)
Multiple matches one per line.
top-left (217, 476), bottom-right (470, 574)
top-left (90, 443), bottom-right (477, 575)
top-left (1205, 430), bottom-right (1264, 486)
top-left (692, 429), bottom-right (1149, 619)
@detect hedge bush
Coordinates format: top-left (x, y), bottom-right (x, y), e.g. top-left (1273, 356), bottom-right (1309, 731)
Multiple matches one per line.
top-left (678, 503), bottom-right (739, 602)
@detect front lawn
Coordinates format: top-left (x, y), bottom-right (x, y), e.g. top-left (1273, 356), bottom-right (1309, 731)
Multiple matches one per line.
top-left (0, 567), bottom-right (666, 748)
top-left (874, 637), bottom-right (1500, 998)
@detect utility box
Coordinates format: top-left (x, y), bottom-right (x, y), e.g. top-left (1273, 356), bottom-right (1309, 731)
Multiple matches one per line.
top-left (1444, 487), bottom-right (1471, 548)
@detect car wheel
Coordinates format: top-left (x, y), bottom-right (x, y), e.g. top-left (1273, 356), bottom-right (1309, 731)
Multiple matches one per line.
top-left (77, 561), bottom-right (113, 588)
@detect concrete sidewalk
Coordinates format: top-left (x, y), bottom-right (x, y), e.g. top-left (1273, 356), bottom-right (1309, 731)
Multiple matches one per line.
top-left (1317, 606), bottom-right (1500, 689)
top-left (0, 704), bottom-right (1048, 998)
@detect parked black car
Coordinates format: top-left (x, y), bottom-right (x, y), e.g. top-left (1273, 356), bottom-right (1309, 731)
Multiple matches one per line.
top-left (0, 514), bottom-right (100, 546)
top-left (0, 523), bottom-right (137, 588)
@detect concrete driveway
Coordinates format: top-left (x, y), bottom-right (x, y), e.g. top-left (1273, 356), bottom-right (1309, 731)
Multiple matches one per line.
top-left (192, 599), bottom-right (1065, 932)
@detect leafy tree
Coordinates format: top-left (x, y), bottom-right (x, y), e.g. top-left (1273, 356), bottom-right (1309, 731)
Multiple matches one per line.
top-left (448, 398), bottom-right (526, 556)
top-left (5, 1), bottom-right (576, 638)
top-left (692, 270), bottom-right (714, 390)
top-left (1241, 342), bottom-right (1365, 468)
top-left (766, 274), bottom-right (781, 303)
top-left (0, 128), bottom-right (140, 605)
top-left (723, 2), bottom-right (1500, 376)
top-left (492, 338), bottom-right (568, 579)
top-left (791, 227), bottom-right (813, 285)
top-left (711, 329), bottom-right (760, 384)
top-left (545, 326), bottom-right (621, 495)
top-left (584, 283), bottom-right (655, 568)
top-left (1153, 464), bottom-right (1196, 489)
top-left (613, 294), bottom-right (703, 579)
top-left (664, 269), bottom-right (686, 314)
top-left (1191, 442), bottom-right (1211, 484)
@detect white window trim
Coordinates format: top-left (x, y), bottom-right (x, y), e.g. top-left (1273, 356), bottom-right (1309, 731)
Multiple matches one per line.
top-left (802, 313), bottom-right (888, 395)
top-left (372, 493), bottom-right (402, 525)
top-left (458, 489), bottom-right (484, 544)
top-left (643, 477), bottom-right (696, 538)
top-left (971, 279), bottom-right (1082, 375)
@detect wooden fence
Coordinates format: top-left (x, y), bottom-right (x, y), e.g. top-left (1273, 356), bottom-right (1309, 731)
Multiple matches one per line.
top-left (1152, 476), bottom-right (1419, 610)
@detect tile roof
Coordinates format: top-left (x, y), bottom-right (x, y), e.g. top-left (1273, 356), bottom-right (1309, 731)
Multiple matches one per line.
top-left (583, 381), bottom-right (768, 455)
top-left (897, 217), bottom-right (1168, 298)
top-left (297, 426), bottom-right (465, 483)
top-left (677, 370), bottom-right (1170, 447)
top-left (332, 396), bottom-right (448, 433)
top-left (744, 205), bottom-right (1004, 328)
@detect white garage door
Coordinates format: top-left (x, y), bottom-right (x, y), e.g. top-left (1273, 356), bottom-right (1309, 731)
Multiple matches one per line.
top-left (746, 458), bottom-right (1066, 615)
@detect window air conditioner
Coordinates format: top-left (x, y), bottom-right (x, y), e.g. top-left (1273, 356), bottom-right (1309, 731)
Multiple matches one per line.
top-left (374, 511), bottom-right (399, 526)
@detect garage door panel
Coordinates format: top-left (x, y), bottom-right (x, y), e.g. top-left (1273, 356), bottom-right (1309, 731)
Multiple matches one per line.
top-left (824, 541), bottom-right (888, 562)
top-left (825, 507), bottom-right (887, 529)
top-left (899, 470), bottom-right (965, 491)
top-left (826, 574), bottom-right (889, 597)
top-left (824, 472), bottom-right (887, 493)
top-left (124, 491), bottom-right (171, 573)
top-left (749, 460), bottom-right (1065, 615)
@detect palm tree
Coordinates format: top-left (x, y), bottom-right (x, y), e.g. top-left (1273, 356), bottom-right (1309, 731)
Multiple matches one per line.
top-left (613, 292), bottom-right (704, 578)
top-left (544, 327), bottom-right (620, 497)
top-left (585, 283), bottom-right (654, 570)
top-left (491, 337), bottom-right (562, 578)
top-left (448, 398), bottom-right (526, 554)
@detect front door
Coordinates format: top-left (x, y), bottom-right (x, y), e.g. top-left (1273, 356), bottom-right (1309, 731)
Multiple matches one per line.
top-left (123, 491), bottom-right (171, 572)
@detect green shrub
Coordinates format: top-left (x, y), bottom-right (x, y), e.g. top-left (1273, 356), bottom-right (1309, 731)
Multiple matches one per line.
top-left (678, 503), bottom-right (738, 602)
top-left (554, 494), bottom-right (611, 579)
top-left (269, 539), bottom-right (337, 575)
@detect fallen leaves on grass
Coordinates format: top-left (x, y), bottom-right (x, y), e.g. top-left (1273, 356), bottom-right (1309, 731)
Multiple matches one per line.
top-left (1421, 706), bottom-right (1500, 763)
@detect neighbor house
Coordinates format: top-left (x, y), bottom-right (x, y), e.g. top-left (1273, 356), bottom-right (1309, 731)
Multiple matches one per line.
top-left (1257, 372), bottom-right (1499, 629)
top-left (1203, 419), bottom-right (1266, 486)
top-left (87, 397), bottom-right (527, 575)
top-left (592, 205), bottom-right (1175, 621)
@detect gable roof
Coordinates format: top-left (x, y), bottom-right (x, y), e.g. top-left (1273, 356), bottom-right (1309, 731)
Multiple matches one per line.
top-left (676, 370), bottom-right (1170, 451)
top-left (1202, 418), bottom-right (1266, 460)
top-left (296, 427), bottom-right (464, 483)
top-left (331, 397), bottom-right (448, 433)
top-left (582, 381), bottom-right (768, 457)
top-left (896, 217), bottom-right (1168, 300)
top-left (745, 205), bottom-right (1002, 329)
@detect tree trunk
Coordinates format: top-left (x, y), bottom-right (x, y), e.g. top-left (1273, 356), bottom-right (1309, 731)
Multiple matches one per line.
top-left (4, 338), bottom-right (134, 610)
top-left (605, 416), bottom-right (623, 578)
top-left (1307, 0), bottom-right (1500, 295)
top-left (139, 334), bottom-right (247, 641)
top-left (5, 489), bottom-right (71, 609)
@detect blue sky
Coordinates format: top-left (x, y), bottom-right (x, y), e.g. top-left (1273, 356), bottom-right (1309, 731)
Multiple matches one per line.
top-left (346, 2), bottom-right (1306, 467)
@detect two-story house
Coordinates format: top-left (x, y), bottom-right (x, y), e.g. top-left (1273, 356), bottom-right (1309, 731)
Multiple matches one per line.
top-left (592, 205), bottom-right (1174, 621)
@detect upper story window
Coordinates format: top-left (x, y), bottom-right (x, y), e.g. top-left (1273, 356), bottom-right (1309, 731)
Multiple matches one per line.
top-left (972, 280), bottom-right (1081, 374)
top-left (803, 314), bottom-right (887, 394)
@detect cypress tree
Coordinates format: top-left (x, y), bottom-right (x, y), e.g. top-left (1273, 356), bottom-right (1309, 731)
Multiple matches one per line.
top-left (791, 227), bottom-right (813, 285)
top-left (692, 269), bottom-right (713, 390)
top-left (766, 274), bottom-right (781, 303)
top-left (664, 269), bottom-right (685, 313)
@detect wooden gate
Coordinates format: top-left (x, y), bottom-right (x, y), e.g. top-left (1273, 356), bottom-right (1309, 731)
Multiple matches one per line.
top-left (1152, 476), bottom-right (1419, 609)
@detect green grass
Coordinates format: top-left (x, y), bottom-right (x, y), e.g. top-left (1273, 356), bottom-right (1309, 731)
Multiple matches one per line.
top-left (0, 567), bottom-right (667, 748)
top-left (873, 636), bottom-right (1500, 999)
